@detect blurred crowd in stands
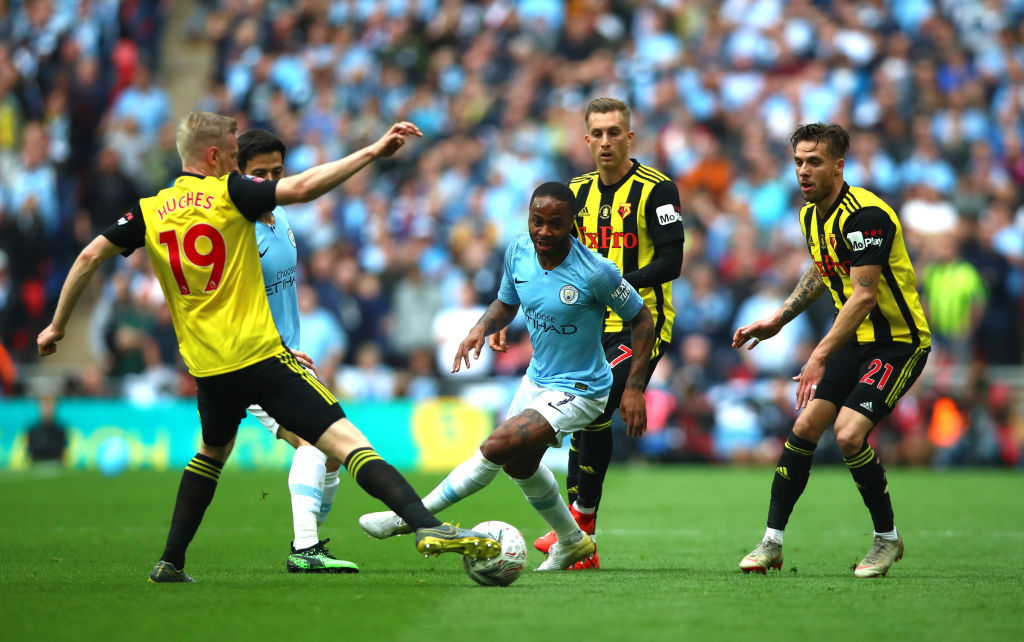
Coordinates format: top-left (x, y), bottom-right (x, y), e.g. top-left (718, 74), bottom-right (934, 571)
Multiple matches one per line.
top-left (1, 0), bottom-right (1022, 468)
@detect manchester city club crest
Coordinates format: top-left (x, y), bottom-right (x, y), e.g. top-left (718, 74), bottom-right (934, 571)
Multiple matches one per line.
top-left (288, 228), bottom-right (297, 247)
top-left (559, 285), bottom-right (580, 305)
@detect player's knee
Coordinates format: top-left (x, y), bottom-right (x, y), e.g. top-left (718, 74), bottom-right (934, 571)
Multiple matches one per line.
top-left (198, 443), bottom-right (231, 463)
top-left (792, 414), bottom-right (827, 443)
top-left (479, 436), bottom-right (510, 466)
top-left (503, 457), bottom-right (539, 480)
top-left (834, 424), bottom-right (868, 455)
top-left (315, 418), bottom-right (370, 462)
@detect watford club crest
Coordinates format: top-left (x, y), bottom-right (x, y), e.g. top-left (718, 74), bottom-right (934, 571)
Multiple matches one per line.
top-left (618, 202), bottom-right (632, 218)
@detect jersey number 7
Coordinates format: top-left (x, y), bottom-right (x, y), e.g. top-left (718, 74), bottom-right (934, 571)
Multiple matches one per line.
top-left (158, 224), bottom-right (226, 295)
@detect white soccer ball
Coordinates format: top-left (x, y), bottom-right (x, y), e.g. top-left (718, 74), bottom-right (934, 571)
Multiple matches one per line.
top-left (462, 521), bottom-right (528, 587)
top-left (96, 436), bottom-right (130, 477)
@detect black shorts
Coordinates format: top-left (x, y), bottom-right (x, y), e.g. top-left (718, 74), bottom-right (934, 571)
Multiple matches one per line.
top-left (195, 350), bottom-right (345, 447)
top-left (586, 331), bottom-right (669, 429)
top-left (815, 340), bottom-right (929, 425)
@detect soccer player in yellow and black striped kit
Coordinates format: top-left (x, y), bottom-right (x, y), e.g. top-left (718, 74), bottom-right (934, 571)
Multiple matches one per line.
top-left (524, 98), bottom-right (684, 568)
top-left (733, 123), bottom-right (930, 578)
top-left (37, 112), bottom-right (499, 582)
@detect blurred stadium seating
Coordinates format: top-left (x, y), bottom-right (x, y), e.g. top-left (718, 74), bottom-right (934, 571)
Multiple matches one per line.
top-left (1, 0), bottom-right (1021, 468)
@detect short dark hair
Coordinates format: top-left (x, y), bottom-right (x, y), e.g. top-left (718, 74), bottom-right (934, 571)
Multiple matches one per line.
top-left (530, 181), bottom-right (575, 210)
top-left (790, 123), bottom-right (850, 160)
top-left (585, 97), bottom-right (631, 129)
top-left (237, 129), bottom-right (287, 173)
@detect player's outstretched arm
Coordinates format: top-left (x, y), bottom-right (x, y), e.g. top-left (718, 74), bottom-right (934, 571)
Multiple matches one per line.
top-left (621, 306), bottom-right (654, 438)
top-left (733, 264), bottom-right (827, 350)
top-left (453, 299), bottom-right (519, 373)
top-left (275, 122), bottom-right (423, 205)
top-left (38, 236), bottom-right (125, 356)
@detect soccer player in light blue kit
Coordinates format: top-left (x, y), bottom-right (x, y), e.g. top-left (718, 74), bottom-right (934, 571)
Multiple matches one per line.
top-left (360, 182), bottom-right (655, 570)
top-left (237, 129), bottom-right (354, 574)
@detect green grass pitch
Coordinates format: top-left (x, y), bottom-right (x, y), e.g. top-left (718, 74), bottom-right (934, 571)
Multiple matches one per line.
top-left (1, 465), bottom-right (1022, 641)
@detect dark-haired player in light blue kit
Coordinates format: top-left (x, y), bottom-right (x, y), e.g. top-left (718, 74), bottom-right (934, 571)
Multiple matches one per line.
top-left (359, 182), bottom-right (655, 570)
top-left (237, 129), bottom-right (354, 574)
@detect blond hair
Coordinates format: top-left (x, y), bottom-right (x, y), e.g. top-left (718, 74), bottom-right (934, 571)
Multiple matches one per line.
top-left (584, 97), bottom-right (631, 129)
top-left (175, 111), bottom-right (237, 165)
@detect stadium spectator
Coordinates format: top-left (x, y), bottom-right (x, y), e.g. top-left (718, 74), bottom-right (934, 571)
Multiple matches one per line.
top-left (336, 341), bottom-right (397, 402)
top-left (111, 65), bottom-right (171, 141)
top-left (26, 394), bottom-right (67, 464)
top-left (78, 146), bottom-right (140, 239)
top-left (296, 283), bottom-right (347, 387)
top-left (921, 232), bottom-right (987, 364)
top-left (432, 278), bottom-right (491, 387)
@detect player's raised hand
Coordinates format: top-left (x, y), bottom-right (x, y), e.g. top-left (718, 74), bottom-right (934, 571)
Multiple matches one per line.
top-left (373, 122), bottom-right (423, 159)
top-left (487, 327), bottom-right (509, 353)
top-left (37, 324), bottom-right (64, 356)
top-left (453, 325), bottom-right (487, 373)
top-left (619, 388), bottom-right (647, 438)
top-left (732, 318), bottom-right (782, 350)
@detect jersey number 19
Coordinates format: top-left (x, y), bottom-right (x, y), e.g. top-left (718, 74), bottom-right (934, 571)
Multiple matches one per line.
top-left (157, 224), bottom-right (226, 295)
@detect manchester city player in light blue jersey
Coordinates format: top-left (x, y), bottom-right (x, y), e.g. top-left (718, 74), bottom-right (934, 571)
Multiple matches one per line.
top-left (360, 182), bottom-right (655, 570)
top-left (237, 129), bottom-right (356, 574)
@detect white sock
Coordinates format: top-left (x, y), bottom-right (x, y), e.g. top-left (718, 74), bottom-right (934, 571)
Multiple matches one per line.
top-left (765, 528), bottom-right (784, 545)
top-left (513, 464), bottom-right (583, 545)
top-left (317, 469), bottom-right (340, 528)
top-left (875, 528), bottom-right (898, 542)
top-left (420, 449), bottom-right (501, 514)
top-left (289, 446), bottom-right (327, 550)
top-left (572, 501), bottom-right (596, 515)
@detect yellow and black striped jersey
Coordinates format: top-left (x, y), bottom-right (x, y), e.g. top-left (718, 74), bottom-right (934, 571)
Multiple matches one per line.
top-left (801, 182), bottom-right (930, 348)
top-left (103, 173), bottom-right (287, 376)
top-left (569, 160), bottom-right (683, 346)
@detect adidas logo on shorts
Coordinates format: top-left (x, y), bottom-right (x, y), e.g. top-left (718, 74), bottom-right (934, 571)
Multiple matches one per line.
top-left (860, 401), bottom-right (873, 412)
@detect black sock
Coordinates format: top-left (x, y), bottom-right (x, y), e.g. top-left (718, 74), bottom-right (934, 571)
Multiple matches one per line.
top-left (844, 442), bottom-right (894, 533)
top-left (160, 454), bottom-right (223, 569)
top-left (345, 447), bottom-right (440, 530)
top-left (566, 434), bottom-right (581, 506)
top-left (767, 432), bottom-right (817, 531)
top-left (575, 427), bottom-right (613, 510)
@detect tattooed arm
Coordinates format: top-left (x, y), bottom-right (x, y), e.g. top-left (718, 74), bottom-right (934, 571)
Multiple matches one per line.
top-left (780, 264), bottom-right (829, 324)
top-left (620, 306), bottom-right (655, 438)
top-left (732, 264), bottom-right (827, 349)
top-left (452, 299), bottom-right (520, 373)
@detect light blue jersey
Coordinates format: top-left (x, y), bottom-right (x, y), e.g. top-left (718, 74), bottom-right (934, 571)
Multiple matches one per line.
top-left (498, 234), bottom-right (644, 398)
top-left (255, 206), bottom-right (300, 349)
